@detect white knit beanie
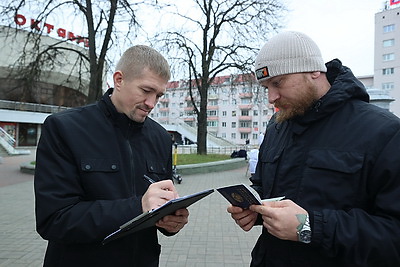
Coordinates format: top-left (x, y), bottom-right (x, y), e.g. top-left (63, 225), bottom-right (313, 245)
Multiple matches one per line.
top-left (255, 31), bottom-right (327, 81)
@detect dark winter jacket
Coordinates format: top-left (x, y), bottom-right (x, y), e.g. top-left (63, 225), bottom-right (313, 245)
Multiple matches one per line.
top-left (34, 88), bottom-right (173, 266)
top-left (250, 59), bottom-right (400, 267)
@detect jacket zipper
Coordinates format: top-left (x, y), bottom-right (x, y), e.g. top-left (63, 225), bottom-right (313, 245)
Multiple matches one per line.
top-left (126, 138), bottom-right (136, 195)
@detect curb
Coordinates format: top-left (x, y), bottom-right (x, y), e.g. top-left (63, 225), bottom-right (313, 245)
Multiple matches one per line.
top-left (176, 158), bottom-right (247, 175)
top-left (20, 158), bottom-right (248, 176)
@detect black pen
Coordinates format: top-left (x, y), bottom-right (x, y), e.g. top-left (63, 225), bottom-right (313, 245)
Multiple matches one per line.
top-left (143, 174), bottom-right (156, 184)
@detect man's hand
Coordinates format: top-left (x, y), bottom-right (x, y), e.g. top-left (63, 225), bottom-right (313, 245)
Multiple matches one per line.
top-left (249, 199), bottom-right (308, 241)
top-left (142, 180), bottom-right (179, 212)
top-left (156, 208), bottom-right (189, 233)
top-left (227, 205), bottom-right (258, 231)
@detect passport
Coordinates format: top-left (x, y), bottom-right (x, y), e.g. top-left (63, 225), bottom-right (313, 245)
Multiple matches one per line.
top-left (217, 183), bottom-right (284, 209)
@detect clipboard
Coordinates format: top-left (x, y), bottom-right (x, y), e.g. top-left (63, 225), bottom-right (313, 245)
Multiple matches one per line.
top-left (103, 188), bottom-right (214, 244)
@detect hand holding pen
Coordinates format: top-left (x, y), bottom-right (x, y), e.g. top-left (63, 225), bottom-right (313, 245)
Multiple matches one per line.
top-left (141, 174), bottom-right (179, 212)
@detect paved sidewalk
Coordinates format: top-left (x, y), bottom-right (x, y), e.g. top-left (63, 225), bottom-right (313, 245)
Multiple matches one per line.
top-left (0, 153), bottom-right (261, 267)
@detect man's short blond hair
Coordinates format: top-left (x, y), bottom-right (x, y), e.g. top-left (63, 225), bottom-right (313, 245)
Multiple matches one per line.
top-left (115, 45), bottom-right (171, 81)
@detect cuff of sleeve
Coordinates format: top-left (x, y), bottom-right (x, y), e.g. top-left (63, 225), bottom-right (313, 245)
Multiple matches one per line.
top-left (311, 210), bottom-right (324, 245)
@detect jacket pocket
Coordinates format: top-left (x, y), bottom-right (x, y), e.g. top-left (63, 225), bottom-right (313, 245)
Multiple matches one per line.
top-left (81, 158), bottom-right (120, 172)
top-left (306, 150), bottom-right (364, 174)
top-left (258, 147), bottom-right (284, 198)
top-left (79, 158), bottom-right (121, 199)
top-left (301, 149), bottom-right (364, 209)
top-left (146, 160), bottom-right (168, 180)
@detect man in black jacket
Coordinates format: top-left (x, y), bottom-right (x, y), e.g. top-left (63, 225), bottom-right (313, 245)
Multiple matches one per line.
top-left (34, 45), bottom-right (189, 266)
top-left (227, 31), bottom-right (400, 266)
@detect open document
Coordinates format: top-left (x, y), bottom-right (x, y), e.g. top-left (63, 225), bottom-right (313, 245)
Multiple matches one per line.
top-left (217, 183), bottom-right (284, 209)
top-left (103, 188), bottom-right (214, 245)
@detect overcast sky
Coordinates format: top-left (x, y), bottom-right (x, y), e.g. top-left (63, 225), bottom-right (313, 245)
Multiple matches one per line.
top-left (283, 0), bottom-right (387, 77)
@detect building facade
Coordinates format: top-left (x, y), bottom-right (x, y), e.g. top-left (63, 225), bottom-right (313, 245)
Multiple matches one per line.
top-left (150, 75), bottom-right (275, 146)
top-left (0, 24), bottom-right (91, 150)
top-left (374, 5), bottom-right (400, 116)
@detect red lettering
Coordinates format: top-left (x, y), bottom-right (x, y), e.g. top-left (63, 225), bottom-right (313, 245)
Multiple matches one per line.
top-left (30, 19), bottom-right (41, 31)
top-left (67, 31), bottom-right (76, 41)
top-left (43, 23), bottom-right (54, 34)
top-left (14, 14), bottom-right (26, 26)
top-left (57, 28), bottom-right (66, 38)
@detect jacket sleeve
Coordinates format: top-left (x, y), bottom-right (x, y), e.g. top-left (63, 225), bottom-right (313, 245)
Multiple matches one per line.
top-left (312, 129), bottom-right (400, 266)
top-left (34, 115), bottom-right (144, 244)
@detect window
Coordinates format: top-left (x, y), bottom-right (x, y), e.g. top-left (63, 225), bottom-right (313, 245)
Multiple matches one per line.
top-left (241, 98), bottom-right (251, 104)
top-left (383, 24), bottom-right (395, 33)
top-left (383, 53), bottom-right (395, 61)
top-left (253, 121), bottom-right (258, 127)
top-left (222, 133), bottom-right (226, 138)
top-left (207, 121), bottom-right (218, 127)
top-left (231, 133), bottom-right (236, 139)
top-left (252, 133), bottom-right (258, 140)
top-left (241, 110), bottom-right (249, 116)
top-left (209, 100), bottom-right (218, 106)
top-left (383, 39), bottom-right (395, 47)
top-left (232, 99), bottom-right (237, 105)
top-left (207, 110), bottom-right (217, 116)
top-left (222, 111), bottom-right (227, 117)
top-left (253, 110), bottom-right (259, 116)
top-left (382, 82), bottom-right (394, 90)
top-left (240, 121), bottom-right (250, 128)
top-left (232, 111), bottom-right (236, 117)
top-left (383, 68), bottom-right (394, 75)
top-left (240, 133), bottom-right (249, 140)
top-left (222, 122), bottom-right (227, 127)
top-left (242, 87), bottom-right (251, 93)
top-left (232, 122), bottom-right (236, 128)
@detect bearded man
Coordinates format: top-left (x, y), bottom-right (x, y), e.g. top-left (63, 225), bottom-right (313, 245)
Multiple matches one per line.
top-left (227, 31), bottom-right (400, 267)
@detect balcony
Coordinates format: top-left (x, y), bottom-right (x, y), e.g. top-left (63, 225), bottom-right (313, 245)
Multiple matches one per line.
top-left (159, 98), bottom-right (170, 103)
top-left (239, 93), bottom-right (253, 98)
top-left (184, 106), bottom-right (194, 111)
top-left (238, 116), bottom-right (252, 121)
top-left (159, 107), bottom-right (169, 112)
top-left (207, 116), bottom-right (218, 121)
top-left (183, 117), bottom-right (196, 122)
top-left (238, 104), bottom-right (253, 109)
top-left (238, 127), bottom-right (252, 133)
top-left (207, 106), bottom-right (219, 110)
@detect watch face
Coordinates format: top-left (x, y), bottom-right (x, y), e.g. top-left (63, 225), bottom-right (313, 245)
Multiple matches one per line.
top-left (299, 230), bottom-right (312, 243)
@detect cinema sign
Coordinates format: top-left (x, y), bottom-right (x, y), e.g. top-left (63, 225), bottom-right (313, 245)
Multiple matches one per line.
top-left (14, 14), bottom-right (89, 48)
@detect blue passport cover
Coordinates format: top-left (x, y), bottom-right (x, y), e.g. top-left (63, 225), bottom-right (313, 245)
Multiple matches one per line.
top-left (217, 184), bottom-right (261, 209)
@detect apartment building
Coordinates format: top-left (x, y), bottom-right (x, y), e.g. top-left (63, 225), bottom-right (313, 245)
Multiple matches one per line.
top-left (150, 75), bottom-right (275, 146)
top-left (374, 5), bottom-right (400, 116)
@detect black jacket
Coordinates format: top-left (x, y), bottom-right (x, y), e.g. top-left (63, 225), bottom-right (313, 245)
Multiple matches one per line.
top-left (34, 89), bottom-right (173, 266)
top-left (250, 59), bottom-right (400, 267)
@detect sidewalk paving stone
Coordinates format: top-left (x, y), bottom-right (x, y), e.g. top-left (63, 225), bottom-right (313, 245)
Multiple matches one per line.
top-left (0, 153), bottom-right (261, 266)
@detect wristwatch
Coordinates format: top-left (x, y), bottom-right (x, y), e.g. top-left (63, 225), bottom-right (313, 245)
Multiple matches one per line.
top-left (297, 214), bottom-right (312, 243)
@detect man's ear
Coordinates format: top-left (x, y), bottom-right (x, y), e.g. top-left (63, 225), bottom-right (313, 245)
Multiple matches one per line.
top-left (310, 71), bottom-right (321, 79)
top-left (113, 71), bottom-right (124, 90)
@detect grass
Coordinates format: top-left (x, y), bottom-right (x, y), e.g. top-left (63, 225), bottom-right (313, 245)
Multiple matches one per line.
top-left (29, 154), bottom-right (232, 166)
top-left (174, 153), bottom-right (231, 165)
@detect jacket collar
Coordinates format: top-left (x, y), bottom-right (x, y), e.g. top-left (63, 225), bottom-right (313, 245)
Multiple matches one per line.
top-left (289, 59), bottom-right (370, 134)
top-left (98, 88), bottom-right (145, 134)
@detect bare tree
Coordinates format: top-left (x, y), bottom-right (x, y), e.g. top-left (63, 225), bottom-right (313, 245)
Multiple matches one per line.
top-left (0, 0), bottom-right (151, 104)
top-left (156, 0), bottom-right (285, 154)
